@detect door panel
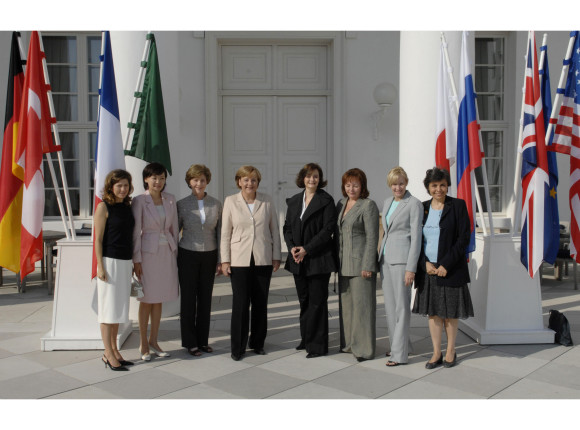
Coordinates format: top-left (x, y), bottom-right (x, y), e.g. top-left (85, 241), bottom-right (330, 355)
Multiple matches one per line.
top-left (220, 43), bottom-right (330, 246)
top-left (222, 96), bottom-right (273, 199)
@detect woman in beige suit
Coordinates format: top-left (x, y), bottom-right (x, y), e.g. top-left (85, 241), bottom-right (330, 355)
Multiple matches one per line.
top-left (132, 162), bottom-right (179, 361)
top-left (336, 168), bottom-right (379, 362)
top-left (221, 166), bottom-right (281, 361)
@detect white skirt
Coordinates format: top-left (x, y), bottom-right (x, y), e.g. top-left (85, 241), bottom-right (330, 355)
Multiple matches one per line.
top-left (97, 257), bottom-right (132, 323)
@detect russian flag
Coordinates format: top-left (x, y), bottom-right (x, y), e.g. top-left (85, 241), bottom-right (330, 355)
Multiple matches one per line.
top-left (456, 31), bottom-right (483, 254)
top-left (91, 31), bottom-right (126, 279)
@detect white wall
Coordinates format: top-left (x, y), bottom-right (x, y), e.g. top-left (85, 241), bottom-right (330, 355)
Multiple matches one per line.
top-left (342, 31), bottom-right (400, 206)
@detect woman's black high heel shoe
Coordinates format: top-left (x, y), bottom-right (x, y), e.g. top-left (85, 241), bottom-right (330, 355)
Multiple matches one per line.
top-left (425, 354), bottom-right (443, 369)
top-left (102, 356), bottom-right (128, 371)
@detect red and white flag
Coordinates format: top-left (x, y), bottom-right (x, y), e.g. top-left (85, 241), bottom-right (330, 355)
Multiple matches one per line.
top-left (435, 41), bottom-right (456, 172)
top-left (15, 31), bottom-right (59, 278)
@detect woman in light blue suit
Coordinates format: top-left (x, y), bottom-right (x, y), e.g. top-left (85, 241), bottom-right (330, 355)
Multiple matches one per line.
top-left (378, 167), bottom-right (422, 366)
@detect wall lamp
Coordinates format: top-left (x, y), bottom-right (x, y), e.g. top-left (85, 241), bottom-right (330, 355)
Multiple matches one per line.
top-left (372, 82), bottom-right (398, 140)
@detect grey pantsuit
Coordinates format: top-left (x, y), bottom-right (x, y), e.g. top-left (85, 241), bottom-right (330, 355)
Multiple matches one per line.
top-left (380, 263), bottom-right (412, 362)
top-left (339, 274), bottom-right (377, 359)
top-left (336, 197), bottom-right (380, 360)
top-left (378, 191), bottom-right (422, 363)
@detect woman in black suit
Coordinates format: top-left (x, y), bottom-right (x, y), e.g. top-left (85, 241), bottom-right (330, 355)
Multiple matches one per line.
top-left (412, 167), bottom-right (474, 369)
top-left (283, 163), bottom-right (337, 358)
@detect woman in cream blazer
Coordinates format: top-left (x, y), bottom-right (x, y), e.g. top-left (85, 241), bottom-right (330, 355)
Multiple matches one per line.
top-left (221, 166), bottom-right (281, 361)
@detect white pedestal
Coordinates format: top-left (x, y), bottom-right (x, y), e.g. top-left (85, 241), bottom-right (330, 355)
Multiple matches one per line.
top-left (41, 238), bottom-right (133, 351)
top-left (459, 234), bottom-right (554, 344)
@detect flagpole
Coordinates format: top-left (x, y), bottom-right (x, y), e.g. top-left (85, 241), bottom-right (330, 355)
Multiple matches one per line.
top-left (544, 32), bottom-right (577, 147)
top-left (123, 31), bottom-right (153, 151)
top-left (441, 32), bottom-right (492, 237)
top-left (510, 32), bottom-right (532, 236)
top-left (37, 33), bottom-right (76, 240)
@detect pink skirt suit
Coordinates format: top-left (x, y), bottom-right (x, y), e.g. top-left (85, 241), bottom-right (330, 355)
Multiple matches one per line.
top-left (132, 191), bottom-right (179, 303)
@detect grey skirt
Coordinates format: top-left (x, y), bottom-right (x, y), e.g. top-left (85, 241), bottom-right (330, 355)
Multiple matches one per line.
top-left (412, 273), bottom-right (474, 319)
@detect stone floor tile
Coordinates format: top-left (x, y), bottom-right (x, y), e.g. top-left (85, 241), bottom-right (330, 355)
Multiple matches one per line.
top-left (269, 381), bottom-right (367, 399)
top-left (206, 366), bottom-right (305, 398)
top-left (380, 379), bottom-right (486, 399)
top-left (21, 349), bottom-right (103, 368)
top-left (486, 343), bottom-right (567, 361)
top-left (420, 364), bottom-right (519, 398)
top-left (92, 367), bottom-right (195, 399)
top-left (157, 383), bottom-right (242, 399)
top-left (54, 355), bottom-right (151, 384)
top-left (0, 355), bottom-right (48, 381)
top-left (549, 345), bottom-right (580, 368)
top-left (0, 369), bottom-right (86, 399)
top-left (491, 377), bottom-right (580, 399)
top-left (526, 362), bottom-right (580, 390)
top-left (157, 353), bottom-right (252, 382)
top-left (0, 332), bottom-right (46, 354)
top-left (45, 385), bottom-right (122, 399)
top-left (459, 348), bottom-right (549, 378)
top-left (259, 351), bottom-right (352, 380)
top-left (314, 365), bottom-right (414, 398)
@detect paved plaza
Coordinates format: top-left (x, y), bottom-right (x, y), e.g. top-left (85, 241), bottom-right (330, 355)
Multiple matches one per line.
top-left (1, 264), bottom-right (580, 402)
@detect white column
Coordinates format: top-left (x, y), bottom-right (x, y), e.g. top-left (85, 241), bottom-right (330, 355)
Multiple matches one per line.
top-left (399, 31), bottom-right (461, 200)
top-left (110, 31), bottom-right (180, 319)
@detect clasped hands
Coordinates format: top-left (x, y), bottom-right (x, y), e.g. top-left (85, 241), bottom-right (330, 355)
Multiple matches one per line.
top-left (426, 261), bottom-right (447, 277)
top-left (291, 246), bottom-right (307, 264)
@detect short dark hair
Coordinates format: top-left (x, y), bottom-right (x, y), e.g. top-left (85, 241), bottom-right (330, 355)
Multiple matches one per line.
top-left (341, 168), bottom-right (370, 199)
top-left (295, 163), bottom-right (327, 189)
top-left (142, 162), bottom-right (168, 190)
top-left (423, 167), bottom-right (452, 191)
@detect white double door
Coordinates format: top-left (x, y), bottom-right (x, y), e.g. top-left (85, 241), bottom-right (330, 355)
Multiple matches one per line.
top-left (221, 44), bottom-right (330, 242)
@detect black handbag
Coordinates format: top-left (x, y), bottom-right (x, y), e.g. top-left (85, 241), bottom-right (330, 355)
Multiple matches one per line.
top-left (548, 309), bottom-right (573, 346)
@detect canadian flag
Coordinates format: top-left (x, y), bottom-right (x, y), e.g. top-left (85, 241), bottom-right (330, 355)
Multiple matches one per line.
top-left (15, 31), bottom-right (58, 278)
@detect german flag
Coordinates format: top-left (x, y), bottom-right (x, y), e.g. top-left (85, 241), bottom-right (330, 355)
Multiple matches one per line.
top-left (0, 32), bottom-right (25, 273)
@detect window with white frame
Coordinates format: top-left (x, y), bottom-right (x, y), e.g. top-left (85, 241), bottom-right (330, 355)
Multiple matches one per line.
top-left (42, 32), bottom-right (101, 219)
top-left (474, 35), bottom-right (507, 213)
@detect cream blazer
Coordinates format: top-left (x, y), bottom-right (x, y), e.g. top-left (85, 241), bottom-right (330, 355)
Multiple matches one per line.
top-left (220, 191), bottom-right (281, 267)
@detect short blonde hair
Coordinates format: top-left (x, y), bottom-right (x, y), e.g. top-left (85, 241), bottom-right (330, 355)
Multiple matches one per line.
top-left (185, 164), bottom-right (212, 187)
top-left (387, 166), bottom-right (409, 187)
top-left (235, 165), bottom-right (261, 189)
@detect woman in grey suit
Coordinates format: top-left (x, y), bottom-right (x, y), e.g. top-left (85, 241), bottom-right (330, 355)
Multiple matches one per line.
top-left (177, 164), bottom-right (222, 357)
top-left (336, 168), bottom-right (379, 362)
top-left (378, 167), bottom-right (422, 366)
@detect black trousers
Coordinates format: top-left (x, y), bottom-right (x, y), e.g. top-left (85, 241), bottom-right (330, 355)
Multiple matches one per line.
top-left (178, 248), bottom-right (218, 349)
top-left (294, 272), bottom-right (330, 354)
top-left (229, 256), bottom-right (273, 357)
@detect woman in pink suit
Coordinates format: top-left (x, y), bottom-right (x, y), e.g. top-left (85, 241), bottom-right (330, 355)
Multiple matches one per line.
top-left (132, 162), bottom-right (179, 361)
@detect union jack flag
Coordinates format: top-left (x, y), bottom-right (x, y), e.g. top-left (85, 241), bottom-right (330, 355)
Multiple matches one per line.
top-left (520, 32), bottom-right (550, 277)
top-left (550, 31), bottom-right (580, 262)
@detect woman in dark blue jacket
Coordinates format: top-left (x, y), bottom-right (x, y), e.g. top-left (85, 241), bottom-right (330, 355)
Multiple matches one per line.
top-left (412, 167), bottom-right (474, 369)
top-left (283, 163), bottom-right (337, 358)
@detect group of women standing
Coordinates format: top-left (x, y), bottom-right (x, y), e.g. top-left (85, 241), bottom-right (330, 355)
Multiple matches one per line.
top-left (94, 161), bottom-right (474, 371)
